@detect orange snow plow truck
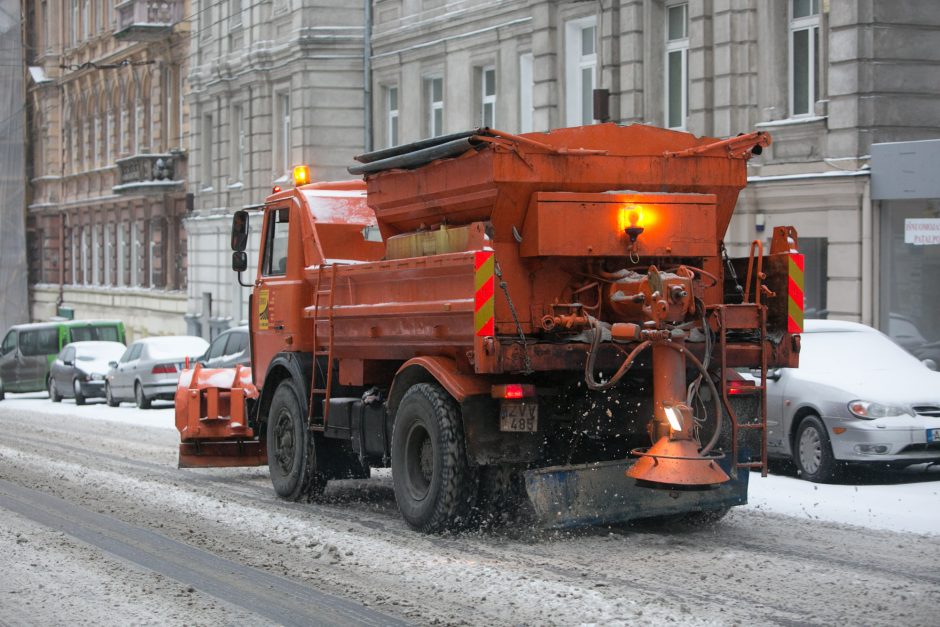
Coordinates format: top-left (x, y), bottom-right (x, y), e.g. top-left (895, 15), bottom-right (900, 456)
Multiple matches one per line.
top-left (175, 123), bottom-right (802, 532)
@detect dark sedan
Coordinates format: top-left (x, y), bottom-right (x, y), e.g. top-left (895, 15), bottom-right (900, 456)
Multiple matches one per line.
top-left (49, 341), bottom-right (127, 405)
top-left (197, 326), bottom-right (250, 369)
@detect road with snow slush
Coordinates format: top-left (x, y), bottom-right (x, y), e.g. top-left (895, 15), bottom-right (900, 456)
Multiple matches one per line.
top-left (1, 396), bottom-right (938, 626)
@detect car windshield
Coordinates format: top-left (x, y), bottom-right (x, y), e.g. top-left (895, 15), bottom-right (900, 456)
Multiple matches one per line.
top-left (146, 338), bottom-right (208, 359)
top-left (800, 330), bottom-right (922, 372)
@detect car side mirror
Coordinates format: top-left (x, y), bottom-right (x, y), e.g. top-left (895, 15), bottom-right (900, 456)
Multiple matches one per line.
top-left (767, 368), bottom-right (783, 381)
top-left (231, 210), bottom-right (249, 252)
top-left (924, 359), bottom-right (938, 371)
top-left (232, 251), bottom-right (248, 273)
top-left (63, 359), bottom-right (73, 366)
top-left (108, 361), bottom-right (118, 368)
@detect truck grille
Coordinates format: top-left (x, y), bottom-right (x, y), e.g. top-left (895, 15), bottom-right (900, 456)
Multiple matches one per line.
top-left (912, 405), bottom-right (940, 417)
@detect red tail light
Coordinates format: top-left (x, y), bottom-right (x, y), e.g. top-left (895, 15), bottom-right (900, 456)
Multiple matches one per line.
top-left (727, 379), bottom-right (755, 395)
top-left (151, 363), bottom-right (178, 374)
top-left (491, 383), bottom-right (536, 399)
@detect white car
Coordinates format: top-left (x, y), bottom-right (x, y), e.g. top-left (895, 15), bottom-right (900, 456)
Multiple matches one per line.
top-left (763, 320), bottom-right (940, 482)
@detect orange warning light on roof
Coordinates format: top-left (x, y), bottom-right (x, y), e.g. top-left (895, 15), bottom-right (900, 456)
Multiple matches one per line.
top-left (292, 165), bottom-right (311, 187)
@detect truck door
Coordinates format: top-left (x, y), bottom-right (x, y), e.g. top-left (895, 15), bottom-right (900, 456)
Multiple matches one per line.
top-left (0, 330), bottom-right (18, 392)
top-left (18, 328), bottom-right (57, 391)
top-left (253, 205), bottom-right (295, 388)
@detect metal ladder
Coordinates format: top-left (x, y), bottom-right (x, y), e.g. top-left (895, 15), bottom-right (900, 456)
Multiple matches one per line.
top-left (716, 239), bottom-right (771, 477)
top-left (308, 263), bottom-right (337, 431)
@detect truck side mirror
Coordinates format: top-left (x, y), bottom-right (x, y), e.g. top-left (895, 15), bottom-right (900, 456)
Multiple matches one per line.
top-left (232, 251), bottom-right (248, 273)
top-left (231, 210), bottom-right (249, 252)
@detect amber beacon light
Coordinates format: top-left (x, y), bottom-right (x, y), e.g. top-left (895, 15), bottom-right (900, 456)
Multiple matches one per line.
top-left (292, 165), bottom-right (311, 186)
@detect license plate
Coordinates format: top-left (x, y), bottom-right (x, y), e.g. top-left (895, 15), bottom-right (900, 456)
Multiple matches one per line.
top-left (928, 428), bottom-right (940, 443)
top-left (499, 402), bottom-right (538, 432)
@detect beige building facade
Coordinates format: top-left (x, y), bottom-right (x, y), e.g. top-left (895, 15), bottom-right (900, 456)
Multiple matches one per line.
top-left (25, 0), bottom-right (191, 340)
top-left (184, 0), bottom-right (366, 338)
top-left (370, 0), bottom-right (940, 342)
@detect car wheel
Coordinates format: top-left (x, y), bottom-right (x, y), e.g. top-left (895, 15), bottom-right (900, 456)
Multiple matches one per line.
top-left (0, 378), bottom-right (5, 401)
top-left (794, 415), bottom-right (841, 483)
top-left (105, 382), bottom-right (120, 407)
top-left (266, 380), bottom-right (325, 501)
top-left (48, 377), bottom-right (62, 403)
top-left (391, 383), bottom-right (478, 533)
top-left (73, 379), bottom-right (86, 406)
top-left (134, 382), bottom-right (152, 410)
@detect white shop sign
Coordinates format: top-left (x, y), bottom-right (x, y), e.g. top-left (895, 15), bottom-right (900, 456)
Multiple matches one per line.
top-left (904, 218), bottom-right (940, 245)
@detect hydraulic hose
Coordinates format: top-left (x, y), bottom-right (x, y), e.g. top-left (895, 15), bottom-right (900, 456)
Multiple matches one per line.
top-left (583, 317), bottom-right (723, 455)
top-left (660, 341), bottom-right (724, 456)
top-left (583, 317), bottom-right (651, 391)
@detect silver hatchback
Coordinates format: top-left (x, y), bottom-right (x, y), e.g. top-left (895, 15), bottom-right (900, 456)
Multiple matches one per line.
top-left (106, 336), bottom-right (209, 408)
top-left (762, 320), bottom-right (940, 482)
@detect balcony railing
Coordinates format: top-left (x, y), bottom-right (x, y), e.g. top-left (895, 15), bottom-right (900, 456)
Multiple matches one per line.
top-left (113, 152), bottom-right (185, 194)
top-left (114, 0), bottom-right (182, 41)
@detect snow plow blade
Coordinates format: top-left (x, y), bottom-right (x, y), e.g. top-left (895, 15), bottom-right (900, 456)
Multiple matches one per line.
top-left (175, 364), bottom-right (266, 468)
top-left (523, 456), bottom-right (747, 529)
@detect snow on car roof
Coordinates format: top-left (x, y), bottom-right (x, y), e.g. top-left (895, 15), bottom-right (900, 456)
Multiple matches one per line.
top-left (803, 319), bottom-right (876, 334)
top-left (142, 336), bottom-right (209, 359)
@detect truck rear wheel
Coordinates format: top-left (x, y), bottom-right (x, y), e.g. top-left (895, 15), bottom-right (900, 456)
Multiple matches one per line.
top-left (266, 380), bottom-right (325, 501)
top-left (391, 383), bottom-right (477, 533)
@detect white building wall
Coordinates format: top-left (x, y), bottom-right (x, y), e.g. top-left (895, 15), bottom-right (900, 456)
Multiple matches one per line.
top-left (186, 0), bottom-right (366, 338)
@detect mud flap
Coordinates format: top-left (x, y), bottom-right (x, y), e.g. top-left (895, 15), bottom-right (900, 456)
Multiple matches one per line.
top-left (523, 455), bottom-right (747, 529)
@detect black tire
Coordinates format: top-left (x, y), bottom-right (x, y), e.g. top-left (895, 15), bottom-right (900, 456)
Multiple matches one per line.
top-left (391, 383), bottom-right (478, 533)
top-left (49, 377), bottom-right (62, 403)
top-left (105, 382), bottom-right (120, 407)
top-left (266, 380), bottom-right (325, 501)
top-left (134, 382), bottom-right (152, 409)
top-left (794, 414), bottom-right (840, 483)
top-left (0, 378), bottom-right (5, 401)
top-left (73, 379), bottom-right (86, 406)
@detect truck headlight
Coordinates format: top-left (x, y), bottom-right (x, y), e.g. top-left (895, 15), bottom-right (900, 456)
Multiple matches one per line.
top-left (847, 400), bottom-right (912, 419)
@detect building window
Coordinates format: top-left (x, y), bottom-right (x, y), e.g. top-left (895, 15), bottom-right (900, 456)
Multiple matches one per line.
top-left (71, 0), bottom-right (78, 45)
top-left (426, 77), bottom-right (443, 138)
top-left (790, 0), bottom-right (820, 117)
top-left (519, 53), bottom-right (534, 133)
top-left (231, 0), bottom-right (242, 26)
top-left (81, 227), bottom-right (90, 284)
top-left (131, 222), bottom-right (141, 287)
top-left (202, 113), bottom-right (214, 189)
top-left (81, 0), bottom-right (89, 40)
top-left (104, 224), bottom-right (112, 286)
top-left (92, 223), bottom-right (100, 284)
top-left (275, 92), bottom-right (291, 176)
top-left (386, 86), bottom-right (399, 148)
top-left (565, 17), bottom-right (597, 127)
top-left (665, 2), bottom-right (689, 129)
top-left (232, 104), bottom-right (245, 183)
top-left (116, 222), bottom-right (125, 287)
top-left (164, 65), bottom-right (180, 150)
top-left (480, 66), bottom-right (496, 128)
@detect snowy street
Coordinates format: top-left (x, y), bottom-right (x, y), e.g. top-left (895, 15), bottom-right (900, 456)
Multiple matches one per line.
top-left (1, 393), bottom-right (938, 625)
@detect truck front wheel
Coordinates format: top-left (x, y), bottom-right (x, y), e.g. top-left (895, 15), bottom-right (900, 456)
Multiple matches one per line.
top-left (266, 380), bottom-right (325, 501)
top-left (391, 383), bottom-right (477, 533)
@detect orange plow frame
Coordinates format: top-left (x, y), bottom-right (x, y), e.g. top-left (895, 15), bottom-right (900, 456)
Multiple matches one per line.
top-left (175, 364), bottom-right (267, 468)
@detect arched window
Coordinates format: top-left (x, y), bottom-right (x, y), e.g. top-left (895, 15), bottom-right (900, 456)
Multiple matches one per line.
top-left (111, 83), bottom-right (121, 160)
top-left (139, 73), bottom-right (152, 152)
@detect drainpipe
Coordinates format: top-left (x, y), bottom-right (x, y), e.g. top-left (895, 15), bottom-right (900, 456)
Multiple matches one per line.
top-left (363, 0), bottom-right (373, 152)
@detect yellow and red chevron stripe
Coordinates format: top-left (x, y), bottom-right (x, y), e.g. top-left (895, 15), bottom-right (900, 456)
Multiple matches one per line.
top-left (474, 251), bottom-right (495, 336)
top-left (787, 253), bottom-right (804, 333)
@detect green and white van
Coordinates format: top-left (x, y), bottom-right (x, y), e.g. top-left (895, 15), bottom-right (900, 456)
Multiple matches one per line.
top-left (0, 320), bottom-right (126, 399)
